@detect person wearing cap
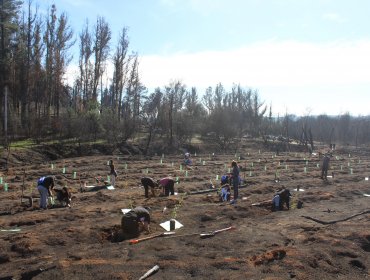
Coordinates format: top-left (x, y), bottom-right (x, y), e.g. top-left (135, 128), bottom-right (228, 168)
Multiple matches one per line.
top-left (219, 175), bottom-right (231, 202)
top-left (37, 176), bottom-right (55, 209)
top-left (121, 206), bottom-right (151, 238)
top-left (184, 152), bottom-right (192, 167)
top-left (158, 176), bottom-right (175, 196)
top-left (141, 177), bottom-right (158, 198)
top-left (320, 153), bottom-right (331, 180)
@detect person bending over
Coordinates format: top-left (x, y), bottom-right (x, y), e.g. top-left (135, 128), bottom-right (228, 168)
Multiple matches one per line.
top-left (121, 206), bottom-right (151, 238)
top-left (141, 177), bottom-right (158, 198)
top-left (37, 176), bottom-right (55, 210)
top-left (158, 177), bottom-right (175, 196)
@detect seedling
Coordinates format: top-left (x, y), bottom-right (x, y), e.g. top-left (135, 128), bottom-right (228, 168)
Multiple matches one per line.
top-left (171, 193), bottom-right (186, 219)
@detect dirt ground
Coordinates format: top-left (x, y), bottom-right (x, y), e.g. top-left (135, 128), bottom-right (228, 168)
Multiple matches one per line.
top-left (0, 142), bottom-right (369, 280)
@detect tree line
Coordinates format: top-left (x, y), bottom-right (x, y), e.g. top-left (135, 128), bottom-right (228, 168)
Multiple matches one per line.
top-left (1, 1), bottom-right (369, 153)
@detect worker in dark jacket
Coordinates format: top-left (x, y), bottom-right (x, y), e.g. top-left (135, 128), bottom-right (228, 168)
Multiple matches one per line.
top-left (54, 186), bottom-right (72, 207)
top-left (320, 153), bottom-right (331, 180)
top-left (272, 189), bottom-right (291, 211)
top-left (141, 177), bottom-right (158, 198)
top-left (121, 206), bottom-right (151, 238)
top-left (37, 176), bottom-right (55, 209)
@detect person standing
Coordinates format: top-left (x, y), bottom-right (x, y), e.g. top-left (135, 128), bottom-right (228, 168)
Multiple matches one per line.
top-left (37, 176), bottom-right (55, 210)
top-left (109, 159), bottom-right (118, 187)
top-left (321, 153), bottom-right (331, 180)
top-left (231, 161), bottom-right (240, 204)
top-left (141, 177), bottom-right (158, 198)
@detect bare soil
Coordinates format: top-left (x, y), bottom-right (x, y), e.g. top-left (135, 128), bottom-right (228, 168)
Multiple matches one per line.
top-left (0, 142), bottom-right (369, 280)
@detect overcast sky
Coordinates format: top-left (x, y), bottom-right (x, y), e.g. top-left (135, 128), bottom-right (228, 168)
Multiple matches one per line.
top-left (41, 0), bottom-right (370, 116)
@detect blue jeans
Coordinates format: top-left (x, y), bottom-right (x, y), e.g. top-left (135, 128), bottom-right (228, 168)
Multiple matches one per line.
top-left (37, 185), bottom-right (49, 209)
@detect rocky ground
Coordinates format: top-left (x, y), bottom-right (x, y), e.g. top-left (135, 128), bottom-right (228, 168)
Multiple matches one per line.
top-left (0, 141), bottom-right (369, 279)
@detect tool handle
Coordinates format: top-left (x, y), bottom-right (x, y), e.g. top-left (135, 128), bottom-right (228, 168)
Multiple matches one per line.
top-left (214, 226), bottom-right (235, 234)
top-left (200, 226), bottom-right (236, 239)
top-left (129, 232), bottom-right (175, 245)
top-left (129, 233), bottom-right (161, 245)
top-left (139, 265), bottom-right (160, 280)
top-left (199, 233), bottom-right (215, 239)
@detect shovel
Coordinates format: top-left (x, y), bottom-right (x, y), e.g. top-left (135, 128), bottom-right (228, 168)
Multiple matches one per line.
top-left (129, 231), bottom-right (175, 245)
top-left (199, 226), bottom-right (236, 239)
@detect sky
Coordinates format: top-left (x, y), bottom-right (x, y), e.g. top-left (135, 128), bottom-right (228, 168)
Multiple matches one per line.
top-left (39, 0), bottom-right (370, 116)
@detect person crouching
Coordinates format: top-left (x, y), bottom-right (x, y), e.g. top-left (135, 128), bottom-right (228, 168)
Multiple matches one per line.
top-left (272, 189), bottom-right (291, 211)
top-left (121, 206), bottom-right (151, 238)
top-left (54, 186), bottom-right (72, 207)
top-left (219, 175), bottom-right (231, 202)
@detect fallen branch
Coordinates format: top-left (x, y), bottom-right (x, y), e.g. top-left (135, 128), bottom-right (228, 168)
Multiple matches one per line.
top-left (301, 210), bottom-right (370, 225)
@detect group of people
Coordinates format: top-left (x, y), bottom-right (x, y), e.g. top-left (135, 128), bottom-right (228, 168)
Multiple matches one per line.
top-left (37, 176), bottom-right (71, 209)
top-left (141, 176), bottom-right (175, 198)
top-left (218, 160), bottom-right (240, 204)
top-left (37, 159), bottom-right (118, 210)
top-left (37, 151), bottom-right (329, 238)
top-left (120, 159), bottom-right (241, 238)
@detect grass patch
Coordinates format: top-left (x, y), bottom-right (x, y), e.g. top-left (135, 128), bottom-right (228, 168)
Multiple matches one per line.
top-left (9, 139), bottom-right (36, 149)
